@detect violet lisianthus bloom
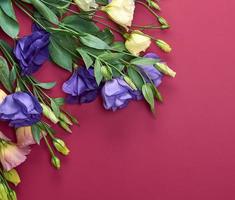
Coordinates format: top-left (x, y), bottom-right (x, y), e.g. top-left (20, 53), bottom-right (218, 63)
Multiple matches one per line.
top-left (0, 92), bottom-right (42, 128)
top-left (14, 24), bottom-right (50, 75)
top-left (0, 131), bottom-right (30, 171)
top-left (63, 67), bottom-right (100, 104)
top-left (137, 53), bottom-right (163, 87)
top-left (102, 78), bottom-right (136, 111)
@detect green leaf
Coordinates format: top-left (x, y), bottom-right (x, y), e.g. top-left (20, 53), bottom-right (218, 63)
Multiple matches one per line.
top-left (0, 8), bottom-right (19, 38)
top-left (151, 84), bottom-right (163, 102)
top-left (31, 124), bottom-right (41, 145)
top-left (0, 56), bottom-right (12, 92)
top-left (142, 83), bottom-right (155, 112)
top-left (31, 0), bottom-right (59, 25)
top-left (62, 15), bottom-right (99, 33)
top-left (9, 65), bottom-right (16, 88)
top-left (98, 52), bottom-right (124, 61)
top-left (79, 33), bottom-right (110, 50)
top-left (96, 28), bottom-right (114, 44)
top-left (77, 48), bottom-right (93, 69)
top-left (53, 98), bottom-right (64, 106)
top-left (35, 82), bottom-right (56, 89)
top-left (49, 38), bottom-right (73, 71)
top-left (127, 67), bottom-right (144, 90)
top-left (0, 0), bottom-right (17, 20)
top-left (94, 59), bottom-right (103, 85)
top-left (130, 57), bottom-right (160, 65)
top-left (51, 99), bottom-right (60, 117)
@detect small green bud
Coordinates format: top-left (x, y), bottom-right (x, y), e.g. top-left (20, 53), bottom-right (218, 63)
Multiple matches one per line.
top-left (59, 121), bottom-right (72, 133)
top-left (101, 66), bottom-right (112, 80)
top-left (40, 103), bottom-right (59, 124)
top-left (8, 190), bottom-right (17, 200)
top-left (59, 112), bottom-right (73, 125)
top-left (161, 25), bottom-right (170, 30)
top-left (53, 138), bottom-right (70, 156)
top-left (157, 16), bottom-right (169, 26)
top-left (3, 169), bottom-right (21, 186)
top-left (150, 1), bottom-right (161, 11)
top-left (0, 182), bottom-right (8, 200)
top-left (51, 156), bottom-right (61, 169)
top-left (123, 76), bottom-right (137, 90)
top-left (155, 62), bottom-right (176, 77)
top-left (156, 39), bottom-right (172, 53)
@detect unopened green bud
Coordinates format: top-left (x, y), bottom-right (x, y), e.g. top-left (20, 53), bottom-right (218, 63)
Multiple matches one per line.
top-left (155, 62), bottom-right (176, 77)
top-left (53, 138), bottom-right (70, 156)
top-left (40, 103), bottom-right (59, 124)
top-left (123, 76), bottom-right (137, 90)
top-left (161, 25), bottom-right (170, 30)
top-left (51, 156), bottom-right (61, 169)
top-left (3, 169), bottom-right (21, 186)
top-left (0, 183), bottom-right (8, 200)
top-left (156, 39), bottom-right (172, 53)
top-left (59, 112), bottom-right (72, 125)
top-left (101, 66), bottom-right (112, 80)
top-left (59, 121), bottom-right (72, 133)
top-left (150, 1), bottom-right (161, 11)
top-left (8, 190), bottom-right (17, 200)
top-left (157, 16), bottom-right (169, 26)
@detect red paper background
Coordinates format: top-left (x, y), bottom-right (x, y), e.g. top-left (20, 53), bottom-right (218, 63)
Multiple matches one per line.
top-left (1, 1), bottom-right (235, 199)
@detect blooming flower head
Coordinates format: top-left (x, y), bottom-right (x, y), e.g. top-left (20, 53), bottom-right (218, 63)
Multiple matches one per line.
top-left (102, 78), bottom-right (136, 111)
top-left (0, 92), bottom-right (42, 128)
top-left (62, 67), bottom-right (100, 104)
top-left (125, 31), bottom-right (151, 56)
top-left (102, 0), bottom-right (135, 29)
top-left (14, 24), bottom-right (50, 75)
top-left (74, 0), bottom-right (98, 11)
top-left (0, 131), bottom-right (30, 171)
top-left (137, 53), bottom-right (163, 87)
top-left (16, 126), bottom-right (36, 147)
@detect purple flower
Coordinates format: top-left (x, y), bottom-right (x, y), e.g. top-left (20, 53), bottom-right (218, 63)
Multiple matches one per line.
top-left (102, 78), bottom-right (136, 111)
top-left (137, 53), bottom-right (163, 87)
top-left (62, 67), bottom-right (99, 104)
top-left (0, 92), bottom-right (42, 128)
top-left (14, 24), bottom-right (50, 75)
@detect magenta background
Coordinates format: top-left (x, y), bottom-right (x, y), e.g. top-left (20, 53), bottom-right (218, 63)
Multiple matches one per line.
top-left (1, 0), bottom-right (235, 199)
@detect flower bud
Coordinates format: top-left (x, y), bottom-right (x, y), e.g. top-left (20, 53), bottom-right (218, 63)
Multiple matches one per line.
top-left (125, 31), bottom-right (151, 56)
top-left (156, 39), bottom-right (172, 53)
top-left (148, 0), bottom-right (161, 11)
top-left (3, 169), bottom-right (21, 186)
top-left (51, 156), bottom-right (61, 169)
top-left (0, 89), bottom-right (7, 104)
top-left (40, 103), bottom-right (59, 124)
top-left (53, 138), bottom-right (70, 156)
top-left (124, 76), bottom-right (137, 90)
top-left (59, 112), bottom-right (72, 126)
top-left (102, 0), bottom-right (135, 29)
top-left (101, 66), bottom-right (112, 80)
top-left (0, 182), bottom-right (8, 200)
top-left (74, 0), bottom-right (98, 11)
top-left (157, 16), bottom-right (169, 26)
top-left (59, 121), bottom-right (72, 133)
top-left (155, 62), bottom-right (176, 77)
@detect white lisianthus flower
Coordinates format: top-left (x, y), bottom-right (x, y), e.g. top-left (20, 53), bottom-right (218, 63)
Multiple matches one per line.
top-left (102, 0), bottom-right (135, 29)
top-left (74, 0), bottom-right (98, 11)
top-left (125, 31), bottom-right (151, 56)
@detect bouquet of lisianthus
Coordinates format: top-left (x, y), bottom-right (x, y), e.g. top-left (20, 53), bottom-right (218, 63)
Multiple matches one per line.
top-left (0, 0), bottom-right (175, 199)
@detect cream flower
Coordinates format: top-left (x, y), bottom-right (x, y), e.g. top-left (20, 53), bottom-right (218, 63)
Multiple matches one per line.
top-left (125, 31), bottom-right (151, 56)
top-left (16, 126), bottom-right (35, 147)
top-left (102, 0), bottom-right (135, 29)
top-left (0, 89), bottom-right (7, 104)
top-left (0, 131), bottom-right (30, 171)
top-left (74, 0), bottom-right (98, 11)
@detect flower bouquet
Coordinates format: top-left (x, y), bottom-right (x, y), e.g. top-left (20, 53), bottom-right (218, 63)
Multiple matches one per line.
top-left (0, 0), bottom-right (175, 199)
